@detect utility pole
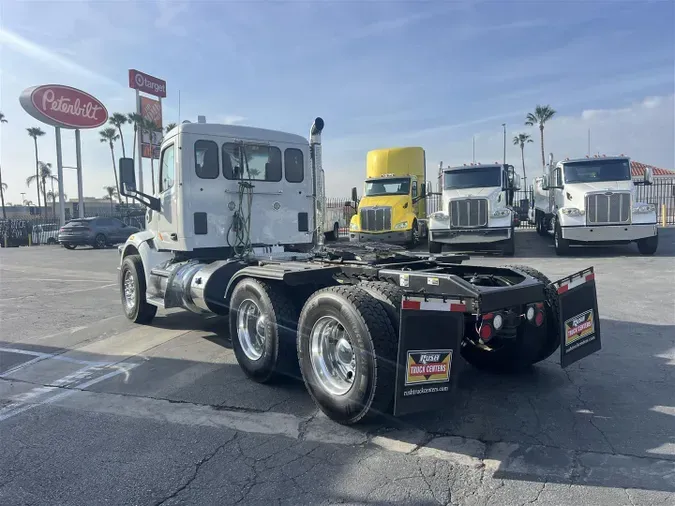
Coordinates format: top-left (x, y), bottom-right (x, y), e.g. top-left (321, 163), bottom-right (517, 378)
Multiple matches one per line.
top-left (587, 128), bottom-right (591, 156)
top-left (472, 136), bottom-right (476, 163)
top-left (502, 123), bottom-right (507, 165)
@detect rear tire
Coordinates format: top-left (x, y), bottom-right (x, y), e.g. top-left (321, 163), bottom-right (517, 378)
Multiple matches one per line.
top-left (358, 281), bottom-right (403, 336)
top-left (501, 230), bottom-right (515, 256)
top-left (536, 212), bottom-right (547, 236)
top-left (460, 264), bottom-right (560, 372)
top-left (406, 219), bottom-right (420, 249)
top-left (63, 244), bottom-right (76, 250)
top-left (229, 278), bottom-right (299, 384)
top-left (120, 254), bottom-right (157, 324)
top-left (637, 234), bottom-right (658, 255)
top-left (47, 238), bottom-right (57, 245)
top-left (297, 285), bottom-right (398, 425)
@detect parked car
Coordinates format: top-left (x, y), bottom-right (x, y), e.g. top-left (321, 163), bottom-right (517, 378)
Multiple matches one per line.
top-left (58, 217), bottom-right (140, 249)
top-left (32, 224), bottom-right (60, 245)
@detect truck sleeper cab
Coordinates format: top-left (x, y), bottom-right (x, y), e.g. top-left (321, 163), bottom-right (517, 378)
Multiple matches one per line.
top-left (532, 155), bottom-right (658, 255)
top-left (117, 118), bottom-right (603, 426)
top-left (428, 163), bottom-right (520, 256)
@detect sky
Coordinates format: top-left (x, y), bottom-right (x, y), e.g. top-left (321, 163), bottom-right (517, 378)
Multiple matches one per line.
top-left (0, 0), bottom-right (673, 204)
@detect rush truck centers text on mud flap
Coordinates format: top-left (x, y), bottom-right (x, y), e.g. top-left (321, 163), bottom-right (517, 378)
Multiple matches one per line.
top-left (552, 267), bottom-right (602, 368)
top-left (393, 297), bottom-right (465, 416)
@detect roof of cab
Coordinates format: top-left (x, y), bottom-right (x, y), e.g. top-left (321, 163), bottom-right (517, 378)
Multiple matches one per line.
top-left (170, 122), bottom-right (308, 145)
top-left (444, 163), bottom-right (502, 172)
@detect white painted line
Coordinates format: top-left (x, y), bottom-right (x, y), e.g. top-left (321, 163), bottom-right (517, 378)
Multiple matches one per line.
top-left (1, 278), bottom-right (114, 283)
top-left (0, 347), bottom-right (119, 377)
top-left (1, 283), bottom-right (117, 301)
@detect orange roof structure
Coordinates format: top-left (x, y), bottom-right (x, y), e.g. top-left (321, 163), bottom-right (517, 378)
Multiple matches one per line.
top-left (631, 161), bottom-right (675, 177)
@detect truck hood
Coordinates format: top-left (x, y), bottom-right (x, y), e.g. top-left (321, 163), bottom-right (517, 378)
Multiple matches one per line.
top-left (358, 195), bottom-right (409, 209)
top-left (442, 187), bottom-right (504, 209)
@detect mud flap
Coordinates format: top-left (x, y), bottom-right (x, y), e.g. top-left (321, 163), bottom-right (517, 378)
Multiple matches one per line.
top-left (393, 297), bottom-right (465, 417)
top-left (551, 267), bottom-right (602, 368)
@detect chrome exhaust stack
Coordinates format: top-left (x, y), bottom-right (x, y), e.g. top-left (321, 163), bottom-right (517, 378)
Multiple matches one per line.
top-left (310, 117), bottom-right (325, 250)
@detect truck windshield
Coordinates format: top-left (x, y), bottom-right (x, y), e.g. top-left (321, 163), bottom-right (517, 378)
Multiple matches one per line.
top-left (365, 177), bottom-right (410, 196)
top-left (444, 166), bottom-right (501, 189)
top-left (563, 159), bottom-right (631, 183)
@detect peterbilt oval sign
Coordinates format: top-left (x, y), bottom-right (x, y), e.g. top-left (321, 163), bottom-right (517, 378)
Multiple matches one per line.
top-left (19, 85), bottom-right (108, 129)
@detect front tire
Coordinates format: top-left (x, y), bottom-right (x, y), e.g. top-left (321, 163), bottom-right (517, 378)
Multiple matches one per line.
top-left (501, 229), bottom-right (515, 256)
top-left (297, 285), bottom-right (398, 425)
top-left (406, 219), bottom-right (420, 249)
top-left (637, 234), bottom-right (658, 255)
top-left (554, 222), bottom-right (570, 256)
top-left (429, 240), bottom-right (443, 254)
top-left (325, 222), bottom-right (340, 241)
top-left (229, 278), bottom-right (299, 384)
top-left (120, 255), bottom-right (157, 324)
top-left (63, 244), bottom-right (76, 250)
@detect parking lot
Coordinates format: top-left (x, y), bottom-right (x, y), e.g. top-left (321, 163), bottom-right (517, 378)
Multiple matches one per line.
top-left (1, 229), bottom-right (674, 506)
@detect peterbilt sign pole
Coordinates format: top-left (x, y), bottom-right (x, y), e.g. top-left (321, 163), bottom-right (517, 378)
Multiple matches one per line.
top-left (19, 84), bottom-right (108, 225)
top-left (129, 69), bottom-right (167, 194)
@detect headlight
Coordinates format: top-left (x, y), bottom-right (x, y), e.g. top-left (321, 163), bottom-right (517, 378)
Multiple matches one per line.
top-left (350, 222), bottom-right (358, 231)
top-left (492, 209), bottom-right (510, 218)
top-left (560, 207), bottom-right (584, 216)
top-left (394, 221), bottom-right (409, 230)
top-left (633, 204), bottom-right (655, 214)
top-left (430, 212), bottom-right (449, 221)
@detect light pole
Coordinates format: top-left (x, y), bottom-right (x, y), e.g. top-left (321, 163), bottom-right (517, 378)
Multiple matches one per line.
top-left (502, 123), bottom-right (507, 165)
top-left (63, 165), bottom-right (84, 218)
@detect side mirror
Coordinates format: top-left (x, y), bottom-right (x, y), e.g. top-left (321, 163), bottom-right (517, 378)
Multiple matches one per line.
top-left (351, 187), bottom-right (358, 202)
top-left (541, 174), bottom-right (550, 190)
top-left (420, 183), bottom-right (426, 198)
top-left (643, 167), bottom-right (653, 186)
top-left (119, 158), bottom-right (136, 193)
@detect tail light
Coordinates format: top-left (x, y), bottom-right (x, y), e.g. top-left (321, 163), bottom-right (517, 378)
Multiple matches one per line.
top-left (477, 312), bottom-right (504, 343)
top-left (526, 302), bottom-right (545, 327)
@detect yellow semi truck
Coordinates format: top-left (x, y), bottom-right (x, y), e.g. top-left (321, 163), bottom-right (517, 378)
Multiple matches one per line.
top-left (349, 147), bottom-right (429, 247)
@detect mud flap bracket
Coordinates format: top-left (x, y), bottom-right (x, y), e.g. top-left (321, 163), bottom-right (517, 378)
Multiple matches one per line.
top-left (551, 267), bottom-right (602, 368)
top-left (393, 296), bottom-right (465, 417)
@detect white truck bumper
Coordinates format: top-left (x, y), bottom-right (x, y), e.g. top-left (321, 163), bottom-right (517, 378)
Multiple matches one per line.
top-left (430, 227), bottom-right (511, 245)
top-left (562, 224), bottom-right (657, 242)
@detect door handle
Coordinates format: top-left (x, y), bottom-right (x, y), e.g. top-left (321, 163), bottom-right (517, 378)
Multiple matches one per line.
top-left (170, 233), bottom-right (178, 241)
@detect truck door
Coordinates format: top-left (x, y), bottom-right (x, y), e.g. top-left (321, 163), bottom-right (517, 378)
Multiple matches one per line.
top-left (155, 142), bottom-right (178, 250)
top-left (412, 178), bottom-right (425, 219)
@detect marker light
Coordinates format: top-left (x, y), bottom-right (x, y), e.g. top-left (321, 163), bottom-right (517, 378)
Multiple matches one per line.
top-left (493, 313), bottom-right (503, 330)
top-left (526, 306), bottom-right (535, 320)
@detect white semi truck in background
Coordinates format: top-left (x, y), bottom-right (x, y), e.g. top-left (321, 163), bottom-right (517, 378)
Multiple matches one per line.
top-left (115, 117), bottom-right (603, 425)
top-left (531, 154), bottom-right (658, 256)
top-left (428, 162), bottom-right (521, 256)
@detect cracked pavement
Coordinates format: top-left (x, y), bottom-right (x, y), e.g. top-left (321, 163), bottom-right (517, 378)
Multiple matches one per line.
top-left (1, 230), bottom-right (674, 505)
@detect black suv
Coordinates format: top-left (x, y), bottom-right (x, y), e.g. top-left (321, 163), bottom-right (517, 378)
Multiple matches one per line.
top-left (58, 217), bottom-right (140, 249)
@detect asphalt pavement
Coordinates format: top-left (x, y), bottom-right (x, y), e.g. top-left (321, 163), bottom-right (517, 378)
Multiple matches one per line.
top-left (1, 229), bottom-right (674, 506)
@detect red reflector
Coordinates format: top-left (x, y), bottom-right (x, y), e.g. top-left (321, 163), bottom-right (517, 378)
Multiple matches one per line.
top-left (585, 272), bottom-right (595, 282)
top-left (482, 312), bottom-right (494, 320)
top-left (401, 300), bottom-right (421, 310)
top-left (534, 311), bottom-right (545, 327)
top-left (557, 284), bottom-right (568, 295)
top-left (479, 324), bottom-right (493, 341)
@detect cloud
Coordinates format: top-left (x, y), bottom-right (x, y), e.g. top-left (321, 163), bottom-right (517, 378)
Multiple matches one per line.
top-left (155, 0), bottom-right (189, 37)
top-left (0, 28), bottom-right (121, 88)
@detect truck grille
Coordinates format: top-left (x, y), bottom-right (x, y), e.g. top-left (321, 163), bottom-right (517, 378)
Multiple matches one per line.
top-left (586, 192), bottom-right (631, 225)
top-left (450, 199), bottom-right (488, 228)
top-left (360, 206), bottom-right (392, 231)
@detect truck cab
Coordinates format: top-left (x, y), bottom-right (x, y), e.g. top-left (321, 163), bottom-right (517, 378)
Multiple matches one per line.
top-left (531, 155), bottom-right (658, 255)
top-left (428, 162), bottom-right (520, 256)
top-left (349, 147), bottom-right (429, 247)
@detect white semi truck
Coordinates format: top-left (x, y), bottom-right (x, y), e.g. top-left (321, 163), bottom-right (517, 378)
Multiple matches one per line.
top-left (531, 154), bottom-right (658, 256)
top-left (116, 117), bottom-right (603, 425)
top-left (428, 163), bottom-right (521, 256)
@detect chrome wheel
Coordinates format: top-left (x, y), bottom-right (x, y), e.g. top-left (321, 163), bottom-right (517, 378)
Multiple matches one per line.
top-left (310, 316), bottom-right (356, 396)
top-left (237, 299), bottom-right (266, 361)
top-left (123, 269), bottom-right (136, 310)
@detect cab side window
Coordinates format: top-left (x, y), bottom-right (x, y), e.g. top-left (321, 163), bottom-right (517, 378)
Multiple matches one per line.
top-left (555, 168), bottom-right (563, 187)
top-left (195, 140), bottom-right (219, 179)
top-left (159, 144), bottom-right (175, 192)
top-left (284, 148), bottom-right (304, 183)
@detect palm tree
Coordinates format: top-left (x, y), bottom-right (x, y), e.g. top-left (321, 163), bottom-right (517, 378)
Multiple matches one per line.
top-left (109, 113), bottom-right (128, 157)
top-left (46, 190), bottom-right (67, 217)
top-left (141, 118), bottom-right (162, 194)
top-left (99, 127), bottom-right (122, 203)
top-left (0, 112), bottom-right (7, 219)
top-left (165, 122), bottom-right (177, 133)
top-left (513, 133), bottom-right (534, 190)
top-left (26, 162), bottom-right (57, 215)
top-left (27, 127), bottom-right (46, 208)
top-left (103, 185), bottom-right (118, 212)
top-left (127, 112), bottom-right (143, 162)
top-left (525, 105), bottom-right (556, 169)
